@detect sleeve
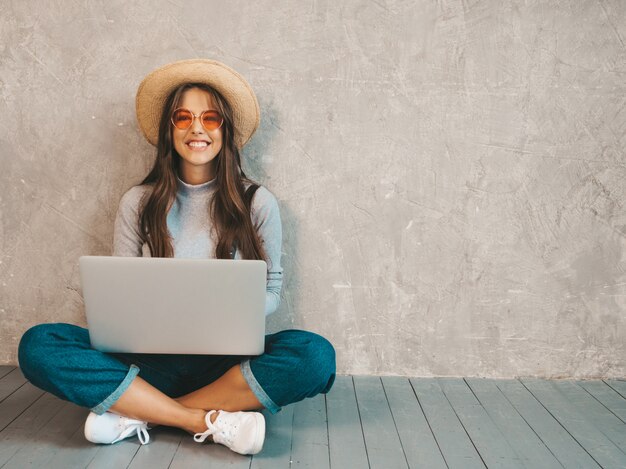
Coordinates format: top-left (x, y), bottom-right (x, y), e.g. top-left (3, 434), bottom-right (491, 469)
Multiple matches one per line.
top-left (250, 186), bottom-right (283, 316)
top-left (112, 186), bottom-right (145, 257)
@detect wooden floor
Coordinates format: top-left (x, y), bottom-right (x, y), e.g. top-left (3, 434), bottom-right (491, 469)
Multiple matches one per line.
top-left (0, 366), bottom-right (625, 468)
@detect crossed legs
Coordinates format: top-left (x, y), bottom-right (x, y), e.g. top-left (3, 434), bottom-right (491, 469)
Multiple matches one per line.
top-left (18, 323), bottom-right (336, 438)
top-left (109, 364), bottom-right (262, 434)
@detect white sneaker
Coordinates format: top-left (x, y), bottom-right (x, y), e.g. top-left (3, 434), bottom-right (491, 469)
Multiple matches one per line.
top-left (84, 411), bottom-right (150, 445)
top-left (193, 410), bottom-right (265, 455)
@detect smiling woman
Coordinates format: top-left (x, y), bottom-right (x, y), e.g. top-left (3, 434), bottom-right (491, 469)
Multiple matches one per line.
top-left (17, 59), bottom-right (336, 457)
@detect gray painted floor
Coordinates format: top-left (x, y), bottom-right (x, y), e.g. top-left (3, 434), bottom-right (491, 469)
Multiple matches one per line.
top-left (0, 366), bottom-right (625, 468)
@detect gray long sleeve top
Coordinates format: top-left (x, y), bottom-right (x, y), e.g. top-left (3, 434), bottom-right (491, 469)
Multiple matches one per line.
top-left (112, 175), bottom-right (283, 316)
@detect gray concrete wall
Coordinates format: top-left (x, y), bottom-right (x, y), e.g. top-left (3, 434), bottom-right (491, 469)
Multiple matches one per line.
top-left (1, 0), bottom-right (624, 378)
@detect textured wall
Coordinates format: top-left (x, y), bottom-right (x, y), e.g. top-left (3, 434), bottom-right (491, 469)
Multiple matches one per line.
top-left (1, 0), bottom-right (624, 378)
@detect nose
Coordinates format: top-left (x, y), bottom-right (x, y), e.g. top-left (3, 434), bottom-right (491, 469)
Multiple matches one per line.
top-left (191, 114), bottom-right (205, 134)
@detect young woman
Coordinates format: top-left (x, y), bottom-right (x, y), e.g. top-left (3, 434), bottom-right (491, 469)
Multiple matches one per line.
top-left (18, 59), bottom-right (336, 455)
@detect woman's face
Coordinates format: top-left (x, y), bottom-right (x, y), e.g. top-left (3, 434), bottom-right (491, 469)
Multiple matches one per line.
top-left (172, 87), bottom-right (223, 184)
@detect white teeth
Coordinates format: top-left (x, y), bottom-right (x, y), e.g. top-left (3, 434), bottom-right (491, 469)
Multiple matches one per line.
top-left (188, 141), bottom-right (209, 148)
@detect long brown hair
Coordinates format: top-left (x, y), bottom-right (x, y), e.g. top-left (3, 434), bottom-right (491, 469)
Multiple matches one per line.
top-left (138, 83), bottom-right (267, 261)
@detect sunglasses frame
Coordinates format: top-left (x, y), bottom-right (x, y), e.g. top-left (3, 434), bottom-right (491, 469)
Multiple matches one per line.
top-left (171, 108), bottom-right (224, 131)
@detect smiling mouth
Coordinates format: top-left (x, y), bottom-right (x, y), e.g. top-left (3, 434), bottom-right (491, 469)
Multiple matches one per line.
top-left (187, 141), bottom-right (210, 149)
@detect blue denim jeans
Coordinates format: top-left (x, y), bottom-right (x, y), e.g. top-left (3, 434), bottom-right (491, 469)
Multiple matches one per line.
top-left (18, 323), bottom-right (335, 415)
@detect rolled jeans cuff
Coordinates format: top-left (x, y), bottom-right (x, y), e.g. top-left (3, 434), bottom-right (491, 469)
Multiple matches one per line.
top-left (90, 364), bottom-right (140, 415)
top-left (240, 359), bottom-right (280, 414)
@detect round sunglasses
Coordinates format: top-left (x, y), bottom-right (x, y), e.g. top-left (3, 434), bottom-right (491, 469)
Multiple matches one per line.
top-left (171, 108), bottom-right (224, 131)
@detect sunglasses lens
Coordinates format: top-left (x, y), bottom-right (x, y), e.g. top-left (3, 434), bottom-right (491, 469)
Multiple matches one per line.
top-left (202, 111), bottom-right (223, 130)
top-left (171, 109), bottom-right (193, 129)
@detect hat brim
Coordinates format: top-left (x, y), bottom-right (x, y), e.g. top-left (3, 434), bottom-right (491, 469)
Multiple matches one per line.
top-left (135, 59), bottom-right (260, 149)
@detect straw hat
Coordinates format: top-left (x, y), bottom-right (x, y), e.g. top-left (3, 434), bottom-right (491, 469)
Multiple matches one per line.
top-left (135, 59), bottom-right (260, 149)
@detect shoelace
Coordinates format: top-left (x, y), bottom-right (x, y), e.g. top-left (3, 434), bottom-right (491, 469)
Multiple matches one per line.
top-left (194, 410), bottom-right (219, 443)
top-left (136, 424), bottom-right (150, 445)
top-left (116, 419), bottom-right (150, 445)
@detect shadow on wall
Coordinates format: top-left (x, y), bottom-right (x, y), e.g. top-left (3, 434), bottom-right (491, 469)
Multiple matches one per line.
top-left (245, 97), bottom-right (301, 334)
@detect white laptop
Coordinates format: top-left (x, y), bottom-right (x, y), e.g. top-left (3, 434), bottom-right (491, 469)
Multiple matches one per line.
top-left (79, 256), bottom-right (266, 355)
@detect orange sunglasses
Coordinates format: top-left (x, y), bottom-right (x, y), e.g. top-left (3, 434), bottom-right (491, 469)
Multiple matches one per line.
top-left (171, 108), bottom-right (224, 131)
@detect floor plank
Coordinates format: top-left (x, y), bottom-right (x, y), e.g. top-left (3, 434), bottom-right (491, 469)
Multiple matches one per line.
top-left (381, 376), bottom-right (446, 469)
top-left (551, 380), bottom-right (626, 453)
top-left (85, 439), bottom-right (142, 469)
top-left (1, 373), bottom-right (625, 468)
top-left (250, 405), bottom-right (294, 468)
top-left (465, 378), bottom-right (562, 469)
top-left (439, 378), bottom-right (524, 469)
top-left (1, 401), bottom-right (87, 468)
top-left (33, 400), bottom-right (115, 469)
top-left (605, 379), bottom-right (626, 399)
top-left (126, 426), bottom-right (184, 469)
top-left (0, 392), bottom-right (65, 466)
top-left (354, 376), bottom-right (408, 469)
top-left (290, 393), bottom-right (330, 468)
top-left (577, 379), bottom-right (626, 423)
top-left (0, 381), bottom-right (46, 432)
top-left (169, 431), bottom-right (252, 469)
top-left (496, 379), bottom-right (601, 468)
top-left (522, 378), bottom-right (626, 469)
top-left (326, 375), bottom-right (369, 469)
top-left (0, 368), bottom-right (29, 402)
top-left (0, 366), bottom-right (16, 381)
top-left (410, 378), bottom-right (484, 469)
top-left (46, 423), bottom-right (102, 469)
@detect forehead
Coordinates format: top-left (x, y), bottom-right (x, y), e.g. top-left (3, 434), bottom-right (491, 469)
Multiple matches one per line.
top-left (179, 87), bottom-right (217, 110)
